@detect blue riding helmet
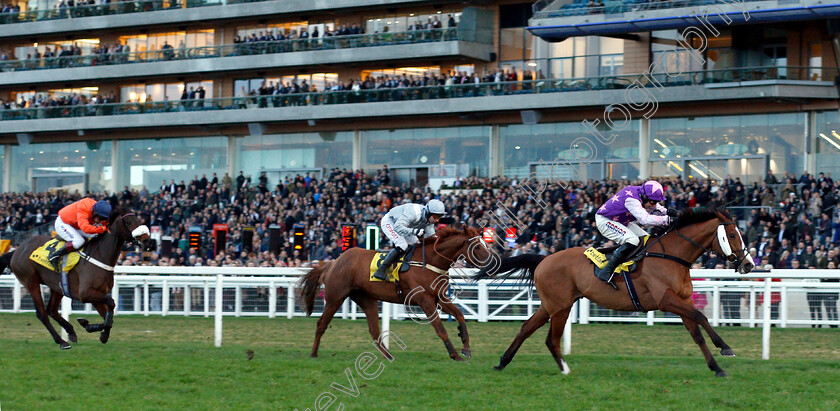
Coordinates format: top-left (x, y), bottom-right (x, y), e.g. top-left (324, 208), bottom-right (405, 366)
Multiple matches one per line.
top-left (92, 200), bottom-right (112, 219)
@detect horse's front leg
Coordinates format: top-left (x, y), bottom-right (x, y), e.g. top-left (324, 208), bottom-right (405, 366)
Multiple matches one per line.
top-left (413, 293), bottom-right (462, 361)
top-left (78, 288), bottom-right (116, 344)
top-left (659, 289), bottom-right (730, 377)
top-left (437, 299), bottom-right (471, 358)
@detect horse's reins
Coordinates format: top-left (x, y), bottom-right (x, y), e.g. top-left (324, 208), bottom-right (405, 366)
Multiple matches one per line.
top-left (642, 218), bottom-right (748, 269)
top-left (78, 213), bottom-right (140, 272)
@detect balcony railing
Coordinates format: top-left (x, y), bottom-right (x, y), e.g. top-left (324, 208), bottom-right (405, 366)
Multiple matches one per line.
top-left (0, 0), bottom-right (320, 25)
top-left (535, 0), bottom-right (764, 18)
top-left (0, 0), bottom-right (184, 24)
top-left (0, 28), bottom-right (467, 73)
top-left (1, 66), bottom-right (833, 122)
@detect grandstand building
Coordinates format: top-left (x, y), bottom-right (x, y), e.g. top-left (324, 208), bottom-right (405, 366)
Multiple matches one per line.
top-left (1, 0), bottom-right (840, 193)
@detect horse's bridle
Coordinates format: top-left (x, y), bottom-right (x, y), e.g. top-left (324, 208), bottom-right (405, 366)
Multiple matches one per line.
top-left (111, 213), bottom-right (149, 246)
top-left (649, 219), bottom-right (750, 271)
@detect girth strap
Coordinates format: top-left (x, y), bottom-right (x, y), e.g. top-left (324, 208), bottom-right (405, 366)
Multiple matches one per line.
top-left (621, 272), bottom-right (644, 312)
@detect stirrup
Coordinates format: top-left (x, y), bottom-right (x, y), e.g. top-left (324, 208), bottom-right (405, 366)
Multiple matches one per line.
top-left (604, 274), bottom-right (618, 290)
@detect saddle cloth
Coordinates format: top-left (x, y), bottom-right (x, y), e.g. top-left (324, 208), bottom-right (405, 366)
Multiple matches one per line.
top-left (29, 239), bottom-right (81, 272)
top-left (368, 245), bottom-right (417, 283)
top-left (583, 235), bottom-right (650, 275)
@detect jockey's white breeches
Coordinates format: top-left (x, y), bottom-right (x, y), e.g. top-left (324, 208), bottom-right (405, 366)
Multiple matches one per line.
top-left (54, 216), bottom-right (98, 249)
top-left (595, 214), bottom-right (649, 246)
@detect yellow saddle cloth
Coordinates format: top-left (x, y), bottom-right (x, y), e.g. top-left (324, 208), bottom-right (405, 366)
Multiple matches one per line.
top-left (369, 251), bottom-right (402, 283)
top-left (584, 236), bottom-right (649, 275)
top-left (30, 239), bottom-right (82, 272)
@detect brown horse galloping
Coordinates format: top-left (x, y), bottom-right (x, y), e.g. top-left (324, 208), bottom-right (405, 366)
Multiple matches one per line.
top-left (0, 208), bottom-right (155, 349)
top-left (475, 208), bottom-right (754, 377)
top-left (299, 226), bottom-right (492, 360)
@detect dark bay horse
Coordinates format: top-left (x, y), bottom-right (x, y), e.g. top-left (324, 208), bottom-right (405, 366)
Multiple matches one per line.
top-left (0, 208), bottom-right (155, 349)
top-left (476, 208), bottom-right (755, 377)
top-left (300, 226), bottom-right (492, 360)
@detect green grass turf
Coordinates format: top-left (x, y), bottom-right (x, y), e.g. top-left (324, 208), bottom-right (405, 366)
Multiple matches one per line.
top-left (0, 313), bottom-right (838, 410)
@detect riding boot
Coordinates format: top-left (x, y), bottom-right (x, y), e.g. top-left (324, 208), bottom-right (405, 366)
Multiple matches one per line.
top-left (373, 248), bottom-right (403, 281)
top-left (48, 242), bottom-right (76, 271)
top-left (594, 243), bottom-right (634, 289)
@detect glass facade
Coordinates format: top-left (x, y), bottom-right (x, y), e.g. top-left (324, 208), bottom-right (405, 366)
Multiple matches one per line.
top-left (235, 132), bottom-right (353, 182)
top-left (650, 113), bottom-right (805, 181)
top-left (364, 126), bottom-right (489, 177)
top-left (499, 120), bottom-right (639, 180)
top-left (0, 112), bottom-right (827, 192)
top-left (815, 111), bottom-right (840, 178)
top-left (10, 141), bottom-right (111, 193)
top-left (117, 137), bottom-right (228, 191)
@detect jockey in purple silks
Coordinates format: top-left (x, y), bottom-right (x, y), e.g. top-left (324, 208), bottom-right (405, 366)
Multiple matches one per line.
top-left (594, 180), bottom-right (678, 287)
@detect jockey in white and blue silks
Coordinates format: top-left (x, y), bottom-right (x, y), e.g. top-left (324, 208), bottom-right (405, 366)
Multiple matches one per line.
top-left (374, 199), bottom-right (445, 281)
top-left (594, 180), bottom-right (677, 286)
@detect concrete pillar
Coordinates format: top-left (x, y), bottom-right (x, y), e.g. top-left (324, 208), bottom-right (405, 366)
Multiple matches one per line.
top-left (228, 135), bottom-right (237, 178)
top-left (353, 130), bottom-right (363, 171)
top-left (806, 111), bottom-right (817, 175)
top-left (109, 139), bottom-right (119, 193)
top-left (3, 144), bottom-right (11, 193)
top-left (489, 125), bottom-right (501, 177)
top-left (638, 118), bottom-right (650, 179)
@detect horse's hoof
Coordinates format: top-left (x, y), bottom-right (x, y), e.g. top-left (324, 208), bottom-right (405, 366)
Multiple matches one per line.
top-left (99, 334), bottom-right (110, 344)
top-left (68, 333), bottom-right (78, 343)
top-left (715, 370), bottom-right (728, 378)
top-left (493, 364), bottom-right (506, 371)
top-left (77, 318), bottom-right (89, 327)
top-left (310, 353), bottom-right (318, 358)
top-left (721, 348), bottom-right (735, 357)
top-left (59, 342), bottom-right (72, 350)
top-left (461, 349), bottom-right (472, 359)
top-left (452, 356), bottom-right (464, 362)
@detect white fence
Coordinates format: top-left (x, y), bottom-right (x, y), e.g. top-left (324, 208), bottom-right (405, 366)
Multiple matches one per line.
top-left (1, 267), bottom-right (838, 358)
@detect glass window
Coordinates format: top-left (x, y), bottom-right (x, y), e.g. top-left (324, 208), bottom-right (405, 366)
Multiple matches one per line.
top-left (235, 132), bottom-right (353, 184)
top-left (15, 39), bottom-right (99, 60)
top-left (10, 141), bottom-right (112, 193)
top-left (117, 137), bottom-right (228, 190)
top-left (650, 113), bottom-right (805, 181)
top-left (499, 121), bottom-right (638, 179)
top-left (364, 126), bottom-right (489, 176)
top-left (815, 111), bottom-right (840, 179)
top-left (365, 11), bottom-right (460, 34)
top-left (651, 30), bottom-right (704, 80)
top-left (362, 67), bottom-right (440, 80)
top-left (121, 81), bottom-right (212, 103)
top-left (599, 37), bottom-right (623, 55)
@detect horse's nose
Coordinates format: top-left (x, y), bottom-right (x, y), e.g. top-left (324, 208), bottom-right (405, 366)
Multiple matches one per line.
top-left (741, 261), bottom-right (755, 274)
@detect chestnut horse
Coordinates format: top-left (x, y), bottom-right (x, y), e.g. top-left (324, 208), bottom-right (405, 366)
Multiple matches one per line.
top-left (300, 226), bottom-right (492, 360)
top-left (476, 208), bottom-right (755, 377)
top-left (0, 208), bottom-right (155, 349)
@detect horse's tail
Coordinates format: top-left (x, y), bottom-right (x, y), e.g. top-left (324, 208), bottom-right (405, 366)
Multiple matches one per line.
top-left (298, 262), bottom-right (330, 316)
top-left (0, 250), bottom-right (14, 274)
top-left (472, 253), bottom-right (546, 284)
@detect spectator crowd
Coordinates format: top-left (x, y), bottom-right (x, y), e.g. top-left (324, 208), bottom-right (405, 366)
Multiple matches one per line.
top-left (1, 168), bottom-right (840, 275)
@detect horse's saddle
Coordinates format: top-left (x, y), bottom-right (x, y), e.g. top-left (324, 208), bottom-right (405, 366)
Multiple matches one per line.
top-left (369, 245), bottom-right (417, 283)
top-left (30, 238), bottom-right (82, 272)
top-left (583, 236), bottom-right (650, 275)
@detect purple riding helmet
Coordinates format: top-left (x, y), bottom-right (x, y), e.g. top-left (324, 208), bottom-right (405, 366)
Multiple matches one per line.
top-left (641, 180), bottom-right (666, 203)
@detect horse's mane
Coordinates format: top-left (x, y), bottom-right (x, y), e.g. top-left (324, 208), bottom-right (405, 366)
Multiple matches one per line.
top-left (649, 208), bottom-right (730, 237)
top-left (108, 206), bottom-right (129, 225)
